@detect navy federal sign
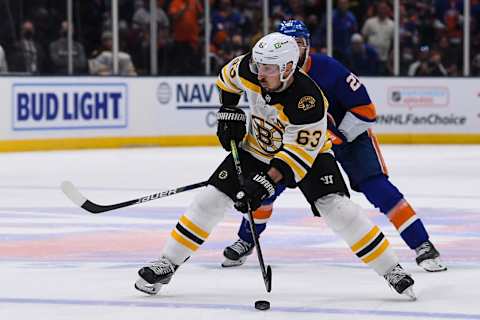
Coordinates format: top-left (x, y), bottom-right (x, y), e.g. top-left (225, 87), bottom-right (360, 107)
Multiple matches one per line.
top-left (12, 82), bottom-right (128, 130)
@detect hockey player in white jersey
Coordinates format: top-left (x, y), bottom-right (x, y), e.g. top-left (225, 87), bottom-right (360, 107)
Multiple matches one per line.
top-left (134, 32), bottom-right (415, 299)
top-left (222, 20), bottom-right (446, 273)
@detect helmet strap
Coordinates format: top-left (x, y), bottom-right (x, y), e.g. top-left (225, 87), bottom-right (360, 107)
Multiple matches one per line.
top-left (276, 64), bottom-right (295, 92)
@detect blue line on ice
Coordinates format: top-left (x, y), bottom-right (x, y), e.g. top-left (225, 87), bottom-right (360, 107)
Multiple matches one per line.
top-left (1, 297), bottom-right (479, 319)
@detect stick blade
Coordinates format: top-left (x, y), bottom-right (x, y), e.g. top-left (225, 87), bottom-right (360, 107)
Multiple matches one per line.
top-left (61, 181), bottom-right (87, 207)
top-left (266, 265), bottom-right (272, 293)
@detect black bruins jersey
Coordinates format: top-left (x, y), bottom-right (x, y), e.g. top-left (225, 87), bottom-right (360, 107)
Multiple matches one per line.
top-left (216, 52), bottom-right (332, 186)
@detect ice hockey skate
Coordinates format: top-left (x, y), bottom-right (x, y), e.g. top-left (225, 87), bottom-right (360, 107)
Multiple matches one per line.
top-left (134, 257), bottom-right (177, 295)
top-left (222, 238), bottom-right (254, 267)
top-left (415, 240), bottom-right (447, 272)
top-left (384, 264), bottom-right (416, 300)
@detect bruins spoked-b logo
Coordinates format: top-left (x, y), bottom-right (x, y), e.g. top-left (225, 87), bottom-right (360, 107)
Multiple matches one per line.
top-left (298, 96), bottom-right (316, 111)
top-left (251, 115), bottom-right (283, 154)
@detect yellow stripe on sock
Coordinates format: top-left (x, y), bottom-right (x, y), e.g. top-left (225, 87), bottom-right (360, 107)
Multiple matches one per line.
top-left (362, 239), bottom-right (390, 263)
top-left (179, 215), bottom-right (209, 239)
top-left (351, 226), bottom-right (380, 253)
top-left (171, 229), bottom-right (199, 251)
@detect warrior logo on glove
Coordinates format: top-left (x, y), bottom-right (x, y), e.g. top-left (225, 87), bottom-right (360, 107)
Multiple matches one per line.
top-left (235, 172), bottom-right (276, 213)
top-left (216, 106), bottom-right (247, 151)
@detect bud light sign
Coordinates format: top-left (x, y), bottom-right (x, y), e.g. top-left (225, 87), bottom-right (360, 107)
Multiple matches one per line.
top-left (12, 83), bottom-right (128, 130)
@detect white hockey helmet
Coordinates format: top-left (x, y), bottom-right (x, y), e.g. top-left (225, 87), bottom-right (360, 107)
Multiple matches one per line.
top-left (251, 32), bottom-right (300, 82)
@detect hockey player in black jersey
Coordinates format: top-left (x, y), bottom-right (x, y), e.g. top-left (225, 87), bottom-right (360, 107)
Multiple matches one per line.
top-left (134, 32), bottom-right (415, 299)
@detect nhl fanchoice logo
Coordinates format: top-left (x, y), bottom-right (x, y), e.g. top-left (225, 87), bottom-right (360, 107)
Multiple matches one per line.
top-left (298, 96), bottom-right (316, 111)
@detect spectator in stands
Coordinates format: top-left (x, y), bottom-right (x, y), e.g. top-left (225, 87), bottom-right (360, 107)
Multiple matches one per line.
top-left (129, 24), bottom-right (171, 75)
top-left (31, 4), bottom-right (58, 55)
top-left (440, 0), bottom-right (462, 45)
top-left (287, 0), bottom-right (306, 19)
top-left (408, 45), bottom-right (447, 76)
top-left (49, 21), bottom-right (87, 74)
top-left (214, 32), bottom-right (247, 70)
top-left (89, 31), bottom-right (137, 76)
top-left (132, 0), bottom-right (169, 29)
top-left (8, 20), bottom-right (47, 74)
top-left (152, 0), bottom-right (171, 75)
top-left (127, 22), bottom-right (148, 74)
top-left (361, 1), bottom-right (394, 75)
top-left (332, 0), bottom-right (358, 61)
top-left (128, 0), bottom-right (170, 75)
top-left (415, 2), bottom-right (437, 47)
top-left (210, 0), bottom-right (246, 70)
top-left (304, 13), bottom-right (325, 53)
top-left (76, 0), bottom-right (107, 56)
top-left (408, 45), bottom-right (429, 76)
top-left (212, 0), bottom-right (245, 39)
top-left (132, 0), bottom-right (150, 26)
top-left (472, 28), bottom-right (480, 74)
top-left (436, 35), bottom-right (460, 76)
top-left (168, 0), bottom-right (203, 74)
top-left (428, 50), bottom-right (448, 76)
top-left (155, 0), bottom-right (170, 30)
top-left (0, 43), bottom-right (7, 73)
top-left (0, 1), bottom-right (15, 51)
top-left (399, 46), bottom-right (415, 75)
top-left (346, 33), bottom-right (379, 76)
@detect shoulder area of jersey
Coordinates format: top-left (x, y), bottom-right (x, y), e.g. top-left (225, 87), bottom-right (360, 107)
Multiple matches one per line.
top-left (309, 52), bottom-right (345, 71)
top-left (290, 70), bottom-right (326, 110)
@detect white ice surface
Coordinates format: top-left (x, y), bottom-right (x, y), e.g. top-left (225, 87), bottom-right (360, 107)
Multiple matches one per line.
top-left (1, 146), bottom-right (480, 320)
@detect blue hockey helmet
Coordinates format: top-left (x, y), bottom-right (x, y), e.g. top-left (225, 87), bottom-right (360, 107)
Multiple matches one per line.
top-left (277, 20), bottom-right (311, 68)
top-left (277, 20), bottom-right (311, 44)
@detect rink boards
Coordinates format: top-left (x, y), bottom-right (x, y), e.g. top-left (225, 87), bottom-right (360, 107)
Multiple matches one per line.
top-left (0, 76), bottom-right (479, 152)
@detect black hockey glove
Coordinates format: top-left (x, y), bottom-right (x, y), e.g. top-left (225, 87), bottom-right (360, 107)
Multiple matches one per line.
top-left (234, 172), bottom-right (276, 213)
top-left (216, 105), bottom-right (247, 151)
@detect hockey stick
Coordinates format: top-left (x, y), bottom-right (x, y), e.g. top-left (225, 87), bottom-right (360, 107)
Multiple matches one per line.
top-left (61, 180), bottom-right (208, 214)
top-left (230, 141), bottom-right (272, 293)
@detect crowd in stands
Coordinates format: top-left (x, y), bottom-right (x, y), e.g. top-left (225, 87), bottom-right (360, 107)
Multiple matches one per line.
top-left (0, 0), bottom-right (479, 76)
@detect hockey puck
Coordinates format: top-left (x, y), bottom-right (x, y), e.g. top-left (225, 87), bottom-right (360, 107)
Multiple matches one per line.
top-left (254, 300), bottom-right (270, 310)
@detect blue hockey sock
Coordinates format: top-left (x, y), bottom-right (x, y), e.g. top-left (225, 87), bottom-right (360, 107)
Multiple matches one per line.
top-left (238, 217), bottom-right (266, 244)
top-left (359, 175), bottom-right (429, 249)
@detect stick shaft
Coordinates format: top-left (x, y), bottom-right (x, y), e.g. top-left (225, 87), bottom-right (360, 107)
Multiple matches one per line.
top-left (230, 141), bottom-right (272, 292)
top-left (61, 180), bottom-right (208, 214)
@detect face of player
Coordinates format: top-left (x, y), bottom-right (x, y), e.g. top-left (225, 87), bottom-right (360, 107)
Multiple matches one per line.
top-left (295, 37), bottom-right (308, 67)
top-left (257, 63), bottom-right (282, 91)
top-left (295, 38), bottom-right (307, 57)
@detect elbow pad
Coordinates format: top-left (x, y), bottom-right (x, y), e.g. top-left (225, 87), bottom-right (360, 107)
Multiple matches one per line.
top-left (338, 111), bottom-right (374, 142)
